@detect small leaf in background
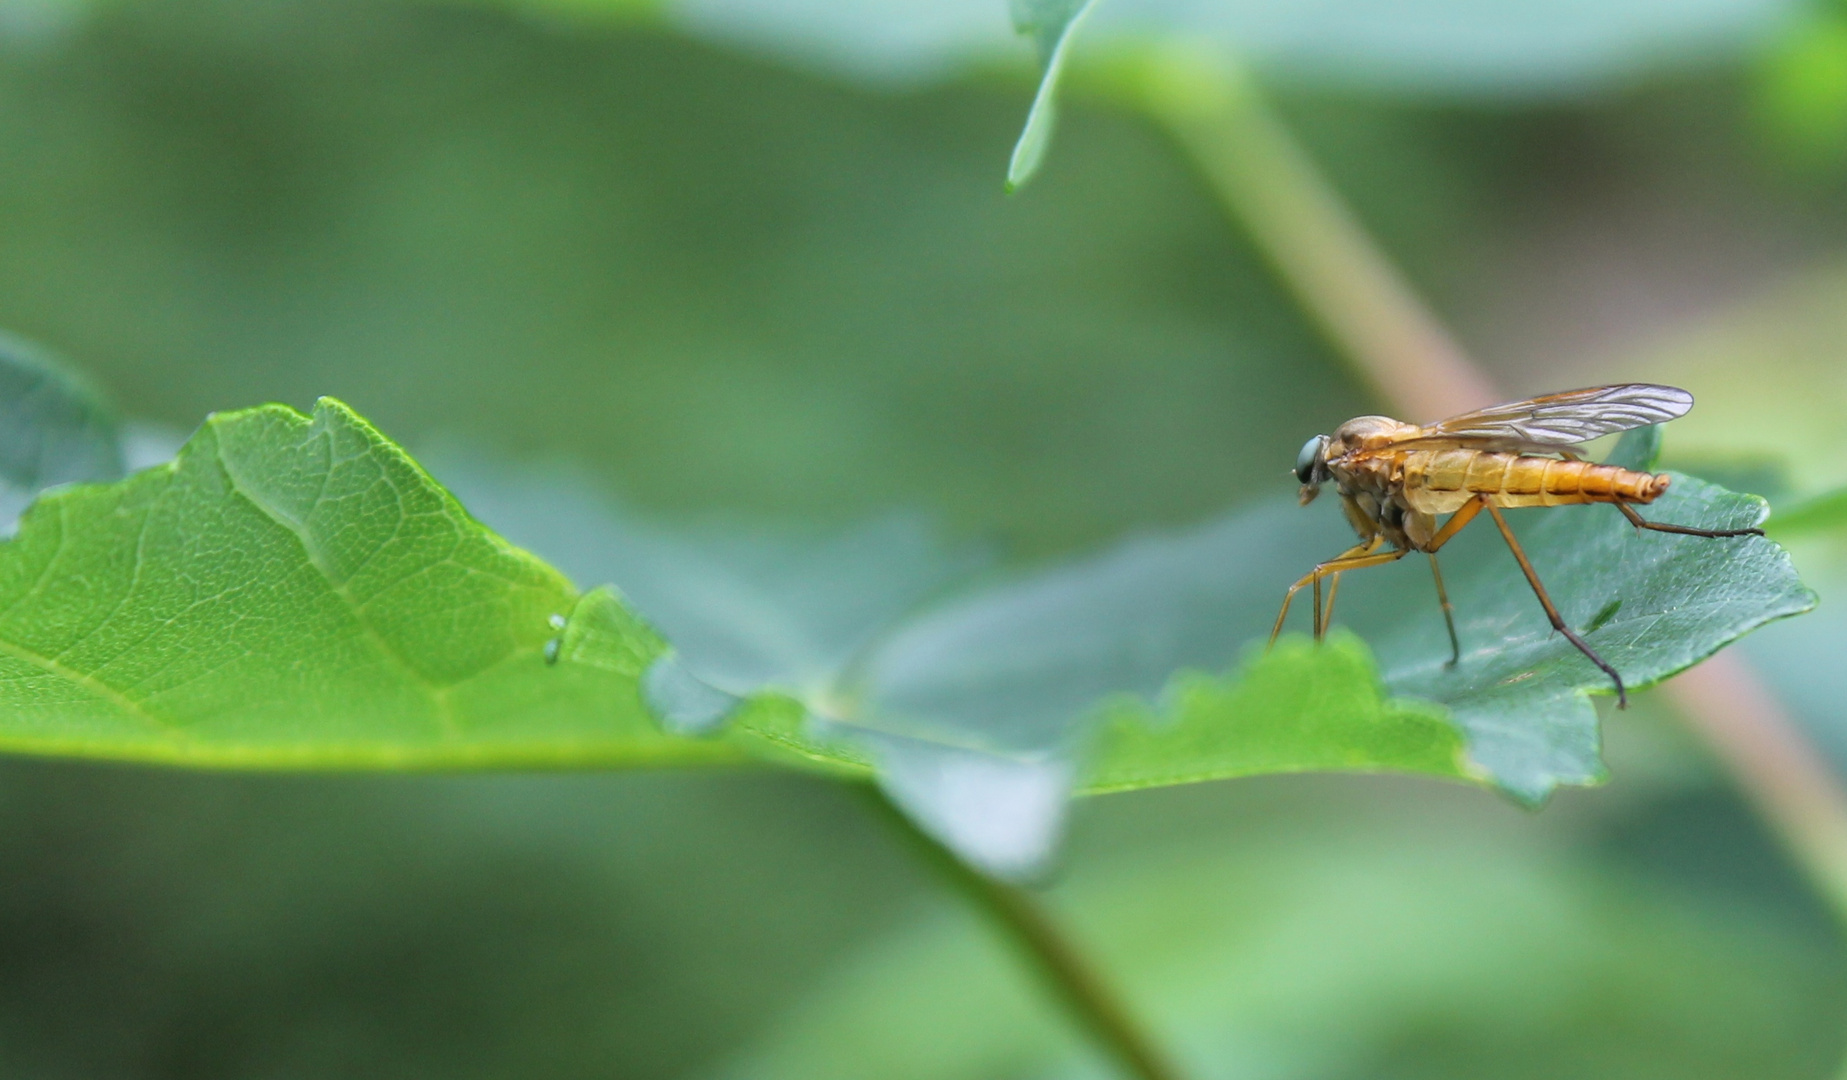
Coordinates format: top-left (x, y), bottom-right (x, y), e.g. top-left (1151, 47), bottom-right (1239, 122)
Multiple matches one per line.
top-left (565, 0), bottom-right (1808, 192)
top-left (0, 398), bottom-right (734, 771)
top-left (1084, 0), bottom-right (1802, 95)
top-left (1756, 11), bottom-right (1847, 167)
top-left (0, 331), bottom-right (123, 532)
top-left (495, 0), bottom-right (1801, 98)
top-left (1006, 0), bottom-right (1098, 190)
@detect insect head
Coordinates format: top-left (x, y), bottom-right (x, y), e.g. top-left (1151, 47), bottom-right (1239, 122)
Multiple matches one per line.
top-left (1295, 434), bottom-right (1331, 503)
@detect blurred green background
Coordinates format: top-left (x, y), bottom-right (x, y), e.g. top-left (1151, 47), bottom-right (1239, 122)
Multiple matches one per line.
top-left (3, 0), bottom-right (1847, 1075)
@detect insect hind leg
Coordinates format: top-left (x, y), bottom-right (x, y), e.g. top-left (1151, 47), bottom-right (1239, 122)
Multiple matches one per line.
top-left (1487, 504), bottom-right (1629, 708)
top-left (1614, 501), bottom-right (1763, 539)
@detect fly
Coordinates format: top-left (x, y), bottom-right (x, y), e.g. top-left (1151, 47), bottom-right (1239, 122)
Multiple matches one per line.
top-left (1275, 383), bottom-right (1762, 707)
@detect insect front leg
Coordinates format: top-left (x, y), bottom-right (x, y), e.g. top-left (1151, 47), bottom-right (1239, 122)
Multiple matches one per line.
top-left (1270, 538), bottom-right (1405, 646)
top-left (1274, 542), bottom-right (1370, 646)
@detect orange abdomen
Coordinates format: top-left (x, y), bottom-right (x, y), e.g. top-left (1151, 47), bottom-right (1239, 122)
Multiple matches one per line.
top-left (1402, 450), bottom-right (1669, 510)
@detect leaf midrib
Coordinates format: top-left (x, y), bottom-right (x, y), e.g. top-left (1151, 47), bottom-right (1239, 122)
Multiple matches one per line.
top-left (213, 435), bottom-right (458, 730)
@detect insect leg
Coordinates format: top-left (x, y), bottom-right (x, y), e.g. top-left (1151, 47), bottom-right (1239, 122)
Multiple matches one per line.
top-left (1613, 500), bottom-right (1763, 539)
top-left (1320, 572), bottom-right (1342, 637)
top-left (1271, 540), bottom-right (1393, 647)
top-left (1485, 504), bottom-right (1628, 708)
top-left (1308, 550), bottom-right (1407, 640)
top-left (1423, 495), bottom-right (1487, 553)
top-left (1426, 553), bottom-right (1461, 666)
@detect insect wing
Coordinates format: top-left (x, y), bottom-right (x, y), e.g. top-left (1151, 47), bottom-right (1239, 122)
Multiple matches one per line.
top-left (1395, 384), bottom-right (1693, 451)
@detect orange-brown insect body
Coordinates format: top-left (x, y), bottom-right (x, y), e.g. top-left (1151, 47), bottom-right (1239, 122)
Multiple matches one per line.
top-left (1400, 450), bottom-right (1668, 511)
top-left (1279, 385), bottom-right (1762, 708)
top-left (1318, 414), bottom-right (1670, 554)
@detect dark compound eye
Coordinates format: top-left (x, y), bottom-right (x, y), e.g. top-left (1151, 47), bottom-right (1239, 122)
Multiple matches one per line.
top-left (1295, 435), bottom-right (1327, 485)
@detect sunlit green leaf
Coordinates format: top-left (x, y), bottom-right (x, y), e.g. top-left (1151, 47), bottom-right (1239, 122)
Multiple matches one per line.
top-left (0, 397), bottom-right (742, 770)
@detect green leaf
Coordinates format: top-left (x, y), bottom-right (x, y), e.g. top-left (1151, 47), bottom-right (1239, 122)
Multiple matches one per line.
top-left (1006, 0), bottom-right (1098, 191)
top-left (1083, 633), bottom-right (1468, 794)
top-left (0, 397), bottom-right (743, 770)
top-left (0, 331), bottom-right (123, 526)
top-left (1607, 422), bottom-right (1662, 471)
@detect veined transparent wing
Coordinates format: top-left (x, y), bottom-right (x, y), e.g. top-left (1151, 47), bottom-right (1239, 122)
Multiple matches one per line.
top-left (1389, 384), bottom-right (1693, 453)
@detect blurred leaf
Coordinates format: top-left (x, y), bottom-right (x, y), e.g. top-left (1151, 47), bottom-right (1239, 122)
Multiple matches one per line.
top-left (1632, 262), bottom-right (1847, 495)
top-left (487, 0), bottom-right (1801, 97)
top-left (666, 0), bottom-right (1015, 84)
top-left (0, 330), bottom-right (123, 531)
top-left (11, 4), bottom-right (1360, 560)
top-left (1081, 0), bottom-right (1802, 96)
top-left (1006, 0), bottom-right (1096, 190)
top-left (715, 810), bottom-right (1845, 1080)
top-left (0, 397), bottom-right (745, 770)
top-left (1766, 485), bottom-right (1847, 538)
top-left (1757, 13), bottom-right (1847, 166)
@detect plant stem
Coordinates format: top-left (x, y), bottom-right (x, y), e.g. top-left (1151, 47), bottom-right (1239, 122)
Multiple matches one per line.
top-left (857, 785), bottom-right (1186, 1080)
top-left (1135, 39), bottom-right (1847, 956)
